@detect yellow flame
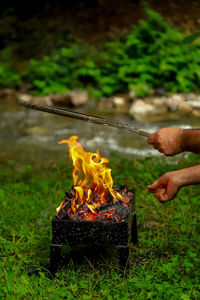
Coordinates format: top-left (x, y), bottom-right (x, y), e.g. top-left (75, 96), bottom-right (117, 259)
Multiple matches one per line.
top-left (58, 136), bottom-right (121, 214)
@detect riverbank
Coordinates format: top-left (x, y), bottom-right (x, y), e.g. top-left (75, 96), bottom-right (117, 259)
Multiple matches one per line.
top-left (2, 88), bottom-right (200, 122)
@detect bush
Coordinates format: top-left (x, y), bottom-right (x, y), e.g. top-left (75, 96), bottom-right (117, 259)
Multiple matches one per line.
top-left (23, 8), bottom-right (200, 97)
top-left (94, 9), bottom-right (200, 97)
top-left (24, 45), bottom-right (89, 95)
top-left (0, 47), bottom-right (21, 88)
top-left (0, 63), bottom-right (21, 88)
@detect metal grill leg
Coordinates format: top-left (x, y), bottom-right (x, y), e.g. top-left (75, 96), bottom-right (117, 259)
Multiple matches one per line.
top-left (50, 244), bottom-right (63, 274)
top-left (131, 212), bottom-right (138, 246)
top-left (116, 245), bottom-right (129, 269)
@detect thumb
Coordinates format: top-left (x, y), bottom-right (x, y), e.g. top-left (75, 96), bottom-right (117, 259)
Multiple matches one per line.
top-left (147, 180), bottom-right (161, 191)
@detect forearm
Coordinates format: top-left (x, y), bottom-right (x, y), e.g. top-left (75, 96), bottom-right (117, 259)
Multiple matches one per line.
top-left (182, 129), bottom-right (200, 153)
top-left (147, 165), bottom-right (200, 202)
top-left (174, 164), bottom-right (200, 187)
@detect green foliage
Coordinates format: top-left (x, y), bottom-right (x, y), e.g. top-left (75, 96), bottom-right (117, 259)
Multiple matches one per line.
top-left (0, 63), bottom-right (21, 88)
top-left (0, 154), bottom-right (200, 299)
top-left (0, 48), bottom-right (21, 88)
top-left (3, 8), bottom-right (200, 97)
top-left (182, 30), bottom-right (200, 44)
top-left (24, 45), bottom-right (89, 95)
top-left (24, 8), bottom-right (200, 98)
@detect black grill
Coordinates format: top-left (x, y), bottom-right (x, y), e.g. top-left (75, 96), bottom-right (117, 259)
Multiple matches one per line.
top-left (50, 189), bottom-right (138, 273)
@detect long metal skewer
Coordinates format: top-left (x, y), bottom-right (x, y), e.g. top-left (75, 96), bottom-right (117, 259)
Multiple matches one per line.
top-left (18, 100), bottom-right (150, 137)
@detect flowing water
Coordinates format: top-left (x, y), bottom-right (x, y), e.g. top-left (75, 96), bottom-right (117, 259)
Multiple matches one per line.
top-left (1, 99), bottom-right (200, 168)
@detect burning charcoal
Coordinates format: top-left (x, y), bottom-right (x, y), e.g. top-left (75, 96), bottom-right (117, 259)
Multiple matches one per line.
top-left (56, 201), bottom-right (71, 220)
top-left (95, 214), bottom-right (111, 222)
top-left (127, 192), bottom-right (133, 198)
top-left (112, 214), bottom-right (121, 222)
top-left (65, 188), bottom-right (75, 199)
top-left (92, 193), bottom-right (100, 203)
top-left (71, 213), bottom-right (79, 220)
top-left (97, 203), bottom-right (114, 213)
top-left (120, 194), bottom-right (132, 205)
top-left (79, 204), bottom-right (89, 216)
top-left (105, 190), bottom-right (114, 204)
top-left (95, 215), bottom-right (103, 221)
top-left (70, 203), bottom-right (90, 220)
top-left (114, 185), bottom-right (126, 192)
top-left (67, 208), bottom-right (73, 218)
top-left (115, 200), bottom-right (123, 206)
top-left (114, 206), bottom-right (129, 219)
top-left (122, 187), bottom-right (127, 195)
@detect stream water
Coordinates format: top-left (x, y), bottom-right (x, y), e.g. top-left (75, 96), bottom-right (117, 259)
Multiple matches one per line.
top-left (1, 100), bottom-right (200, 168)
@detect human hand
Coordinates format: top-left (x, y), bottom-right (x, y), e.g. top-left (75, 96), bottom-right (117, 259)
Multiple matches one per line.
top-left (147, 128), bottom-right (184, 156)
top-left (146, 171), bottom-right (182, 202)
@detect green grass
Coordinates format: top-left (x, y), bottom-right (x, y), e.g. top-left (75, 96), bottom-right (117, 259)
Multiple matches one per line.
top-left (0, 154), bottom-right (200, 299)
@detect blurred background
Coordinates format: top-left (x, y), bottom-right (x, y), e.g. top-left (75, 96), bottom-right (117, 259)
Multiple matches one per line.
top-left (1, 0), bottom-right (200, 168)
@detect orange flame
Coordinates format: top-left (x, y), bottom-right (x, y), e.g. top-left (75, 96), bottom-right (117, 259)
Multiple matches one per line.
top-left (57, 136), bottom-right (122, 215)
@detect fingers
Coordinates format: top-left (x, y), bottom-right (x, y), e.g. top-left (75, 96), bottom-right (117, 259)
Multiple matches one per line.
top-left (147, 180), bottom-right (160, 191)
top-left (147, 128), bottom-right (184, 156)
top-left (147, 173), bottom-right (179, 203)
top-left (153, 144), bottom-right (159, 150)
top-left (147, 133), bottom-right (161, 152)
top-left (165, 179), bottom-right (179, 201)
top-left (155, 188), bottom-right (172, 202)
top-left (147, 134), bottom-right (155, 145)
top-left (150, 185), bottom-right (175, 203)
top-left (155, 188), bottom-right (166, 202)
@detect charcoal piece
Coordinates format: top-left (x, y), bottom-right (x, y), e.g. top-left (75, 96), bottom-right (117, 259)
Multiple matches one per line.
top-left (120, 194), bottom-right (131, 204)
top-left (114, 185), bottom-right (126, 192)
top-left (97, 203), bottom-right (113, 213)
top-left (127, 192), bottom-right (133, 198)
top-left (71, 211), bottom-right (79, 220)
top-left (93, 193), bottom-right (100, 203)
top-left (95, 215), bottom-right (108, 222)
top-left (112, 214), bottom-right (121, 222)
top-left (71, 203), bottom-right (91, 220)
top-left (105, 190), bottom-right (113, 204)
top-left (115, 200), bottom-right (123, 206)
top-left (79, 204), bottom-right (90, 216)
top-left (114, 206), bottom-right (129, 219)
top-left (65, 189), bottom-right (75, 199)
top-left (122, 187), bottom-right (127, 195)
top-left (56, 201), bottom-right (71, 220)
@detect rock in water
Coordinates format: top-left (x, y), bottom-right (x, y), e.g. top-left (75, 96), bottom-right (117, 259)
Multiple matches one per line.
top-left (68, 91), bottom-right (88, 107)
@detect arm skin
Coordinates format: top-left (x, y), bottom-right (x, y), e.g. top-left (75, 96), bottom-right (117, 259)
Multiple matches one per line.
top-left (147, 165), bottom-right (200, 202)
top-left (146, 128), bottom-right (200, 202)
top-left (147, 128), bottom-right (200, 156)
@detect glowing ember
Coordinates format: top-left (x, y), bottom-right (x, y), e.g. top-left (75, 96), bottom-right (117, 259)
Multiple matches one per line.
top-left (56, 136), bottom-right (131, 221)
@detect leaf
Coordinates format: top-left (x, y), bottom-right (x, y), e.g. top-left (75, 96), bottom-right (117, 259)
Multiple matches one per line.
top-left (182, 32), bottom-right (200, 44)
top-left (181, 295), bottom-right (190, 300)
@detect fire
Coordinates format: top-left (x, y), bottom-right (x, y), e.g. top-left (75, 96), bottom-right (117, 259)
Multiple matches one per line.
top-left (57, 136), bottom-right (122, 216)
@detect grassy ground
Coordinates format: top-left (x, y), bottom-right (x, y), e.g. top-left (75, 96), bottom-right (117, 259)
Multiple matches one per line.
top-left (0, 154), bottom-right (200, 299)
